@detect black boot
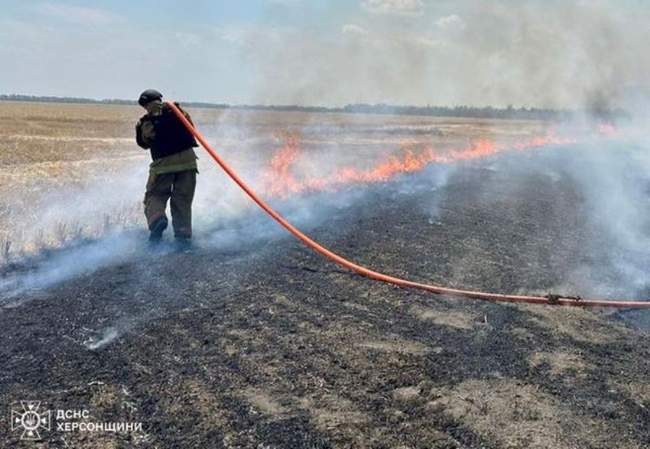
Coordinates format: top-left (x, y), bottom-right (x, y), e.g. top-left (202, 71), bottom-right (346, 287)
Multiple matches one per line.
top-left (148, 216), bottom-right (168, 243)
top-left (174, 236), bottom-right (192, 252)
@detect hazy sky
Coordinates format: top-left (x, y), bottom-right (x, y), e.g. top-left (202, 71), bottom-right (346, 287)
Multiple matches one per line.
top-left (1, 0), bottom-right (649, 108)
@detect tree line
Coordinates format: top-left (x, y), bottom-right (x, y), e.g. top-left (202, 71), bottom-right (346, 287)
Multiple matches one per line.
top-left (0, 94), bottom-right (626, 121)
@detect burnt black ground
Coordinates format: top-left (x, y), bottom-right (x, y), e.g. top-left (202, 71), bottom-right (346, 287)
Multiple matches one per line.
top-left (1, 149), bottom-right (649, 449)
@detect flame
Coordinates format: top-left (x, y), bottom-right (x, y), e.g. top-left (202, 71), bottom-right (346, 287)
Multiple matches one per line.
top-left (262, 132), bottom-right (303, 197)
top-left (262, 131), bottom-right (579, 198)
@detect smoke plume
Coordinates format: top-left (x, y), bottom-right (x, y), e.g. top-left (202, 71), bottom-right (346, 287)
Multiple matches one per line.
top-left (246, 0), bottom-right (650, 111)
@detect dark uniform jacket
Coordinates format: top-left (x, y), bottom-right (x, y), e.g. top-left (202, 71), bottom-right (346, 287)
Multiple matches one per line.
top-left (136, 102), bottom-right (199, 175)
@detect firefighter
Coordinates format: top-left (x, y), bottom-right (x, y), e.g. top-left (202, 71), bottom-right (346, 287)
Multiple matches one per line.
top-left (135, 89), bottom-right (198, 248)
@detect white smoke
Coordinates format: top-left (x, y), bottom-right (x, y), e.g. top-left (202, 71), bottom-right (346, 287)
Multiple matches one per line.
top-left (244, 0), bottom-right (650, 110)
top-left (561, 138), bottom-right (650, 297)
top-left (0, 114), bottom-right (456, 299)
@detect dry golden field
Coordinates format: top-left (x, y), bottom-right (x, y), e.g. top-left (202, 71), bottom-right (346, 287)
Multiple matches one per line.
top-left (0, 101), bottom-right (547, 262)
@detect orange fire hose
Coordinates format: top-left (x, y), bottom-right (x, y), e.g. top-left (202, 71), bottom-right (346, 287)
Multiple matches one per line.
top-left (167, 101), bottom-right (650, 309)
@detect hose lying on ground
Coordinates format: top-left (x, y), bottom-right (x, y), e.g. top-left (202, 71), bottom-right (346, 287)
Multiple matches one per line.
top-left (167, 101), bottom-right (650, 309)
